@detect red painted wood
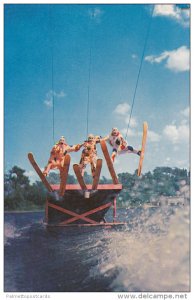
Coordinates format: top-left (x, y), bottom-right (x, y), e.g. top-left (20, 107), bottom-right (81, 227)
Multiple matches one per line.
top-left (100, 140), bottom-right (119, 184)
top-left (45, 199), bottom-right (48, 223)
top-left (50, 184), bottom-right (122, 191)
top-left (48, 203), bottom-right (98, 224)
top-left (47, 222), bottom-right (126, 227)
top-left (28, 153), bottom-right (53, 192)
top-left (113, 197), bottom-right (117, 222)
top-left (60, 202), bottom-right (112, 225)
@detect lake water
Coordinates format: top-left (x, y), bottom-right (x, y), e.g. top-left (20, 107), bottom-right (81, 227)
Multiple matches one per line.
top-left (4, 204), bottom-right (190, 292)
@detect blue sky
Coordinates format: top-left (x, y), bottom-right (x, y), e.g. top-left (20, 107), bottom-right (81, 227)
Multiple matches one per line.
top-left (4, 4), bottom-right (190, 181)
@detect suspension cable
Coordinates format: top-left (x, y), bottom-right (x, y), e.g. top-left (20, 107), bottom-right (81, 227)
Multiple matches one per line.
top-left (125, 5), bottom-right (154, 139)
top-left (86, 12), bottom-right (94, 138)
top-left (49, 5), bottom-right (55, 144)
top-left (86, 41), bottom-right (92, 138)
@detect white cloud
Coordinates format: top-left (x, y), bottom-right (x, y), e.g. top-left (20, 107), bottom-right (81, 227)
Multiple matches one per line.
top-left (55, 91), bottom-right (66, 98)
top-left (130, 117), bottom-right (137, 128)
top-left (145, 46), bottom-right (190, 72)
top-left (44, 99), bottom-right (53, 108)
top-left (153, 4), bottom-right (190, 27)
top-left (181, 119), bottom-right (188, 125)
top-left (148, 130), bottom-right (161, 142)
top-left (132, 54), bottom-right (138, 59)
top-left (176, 159), bottom-right (188, 168)
top-left (145, 51), bottom-right (169, 64)
top-left (154, 5), bottom-right (181, 19)
top-left (88, 7), bottom-right (104, 22)
top-left (163, 123), bottom-right (189, 144)
top-left (114, 102), bottom-right (130, 115)
top-left (114, 103), bottom-right (138, 133)
top-left (121, 126), bottom-right (156, 140)
top-left (44, 90), bottom-right (66, 108)
top-left (180, 106), bottom-right (189, 118)
top-left (124, 116), bottom-right (137, 128)
top-left (25, 170), bottom-right (39, 183)
top-left (173, 145), bottom-right (179, 152)
top-left (114, 103), bottom-right (138, 128)
top-left (120, 127), bottom-right (136, 137)
top-left (166, 47), bottom-right (190, 72)
top-left (25, 170), bottom-right (35, 177)
top-left (164, 106), bottom-right (190, 146)
top-left (137, 128), bottom-right (161, 143)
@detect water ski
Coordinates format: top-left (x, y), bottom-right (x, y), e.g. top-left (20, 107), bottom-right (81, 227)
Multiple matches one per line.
top-left (59, 154), bottom-right (71, 196)
top-left (92, 159), bottom-right (102, 190)
top-left (100, 140), bottom-right (119, 184)
top-left (73, 164), bottom-right (87, 190)
top-left (28, 152), bottom-right (53, 192)
top-left (137, 122), bottom-right (148, 176)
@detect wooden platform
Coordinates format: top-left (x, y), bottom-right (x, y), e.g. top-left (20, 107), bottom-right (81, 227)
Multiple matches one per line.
top-left (28, 145), bottom-right (124, 228)
top-left (45, 184), bottom-right (123, 227)
top-left (50, 184), bottom-right (122, 191)
top-left (46, 222), bottom-right (126, 228)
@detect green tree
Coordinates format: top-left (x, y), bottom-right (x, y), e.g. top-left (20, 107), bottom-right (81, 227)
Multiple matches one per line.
top-left (47, 172), bottom-right (60, 184)
top-left (4, 165), bottom-right (190, 210)
top-left (83, 172), bottom-right (93, 184)
top-left (4, 166), bottom-right (31, 210)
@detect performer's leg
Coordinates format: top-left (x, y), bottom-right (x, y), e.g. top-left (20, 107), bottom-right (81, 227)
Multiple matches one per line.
top-left (79, 156), bottom-right (87, 176)
top-left (90, 157), bottom-right (97, 178)
top-left (111, 148), bottom-right (117, 162)
top-left (90, 162), bottom-right (96, 178)
top-left (43, 161), bottom-right (54, 176)
top-left (119, 146), bottom-right (141, 156)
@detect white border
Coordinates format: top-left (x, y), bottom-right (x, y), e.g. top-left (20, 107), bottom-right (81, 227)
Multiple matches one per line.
top-left (1, 1), bottom-right (192, 299)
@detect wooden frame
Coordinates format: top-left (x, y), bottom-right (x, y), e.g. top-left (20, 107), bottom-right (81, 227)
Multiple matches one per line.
top-left (45, 184), bottom-right (124, 227)
top-left (50, 184), bottom-right (122, 191)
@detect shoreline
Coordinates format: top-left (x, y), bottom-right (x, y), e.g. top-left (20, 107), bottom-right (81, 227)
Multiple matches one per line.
top-left (4, 205), bottom-right (162, 214)
top-left (4, 210), bottom-right (44, 213)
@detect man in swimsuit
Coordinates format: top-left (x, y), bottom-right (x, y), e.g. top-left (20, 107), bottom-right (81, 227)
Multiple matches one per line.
top-left (43, 136), bottom-right (81, 176)
top-left (79, 134), bottom-right (101, 178)
top-left (105, 128), bottom-right (141, 162)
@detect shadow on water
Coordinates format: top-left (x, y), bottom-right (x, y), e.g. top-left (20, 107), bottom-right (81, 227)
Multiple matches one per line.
top-left (4, 205), bottom-right (190, 292)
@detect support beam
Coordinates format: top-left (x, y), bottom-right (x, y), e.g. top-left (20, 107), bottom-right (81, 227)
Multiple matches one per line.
top-left (50, 184), bottom-right (122, 191)
top-left (113, 197), bottom-right (117, 223)
top-left (46, 184), bottom-right (123, 227)
top-left (45, 199), bottom-right (48, 224)
top-left (59, 202), bottom-right (112, 225)
top-left (48, 203), bottom-right (98, 224)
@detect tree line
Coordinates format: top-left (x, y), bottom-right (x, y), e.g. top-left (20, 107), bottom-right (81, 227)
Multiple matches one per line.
top-left (4, 165), bottom-right (190, 211)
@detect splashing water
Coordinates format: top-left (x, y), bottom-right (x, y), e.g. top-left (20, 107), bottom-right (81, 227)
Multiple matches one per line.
top-left (88, 205), bottom-right (190, 292)
top-left (4, 223), bottom-right (21, 245)
top-left (4, 198), bottom-right (190, 292)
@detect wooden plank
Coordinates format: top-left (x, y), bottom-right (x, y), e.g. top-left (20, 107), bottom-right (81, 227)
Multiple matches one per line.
top-left (50, 184), bottom-right (123, 190)
top-left (47, 222), bottom-right (126, 227)
top-left (73, 164), bottom-right (87, 190)
top-left (100, 140), bottom-right (119, 184)
top-left (59, 154), bottom-right (70, 196)
top-left (59, 202), bottom-right (112, 225)
top-left (92, 159), bottom-right (102, 190)
top-left (45, 199), bottom-right (49, 223)
top-left (137, 122), bottom-right (148, 176)
top-left (28, 152), bottom-right (53, 192)
top-left (48, 202), bottom-right (97, 224)
top-left (113, 197), bottom-right (117, 222)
